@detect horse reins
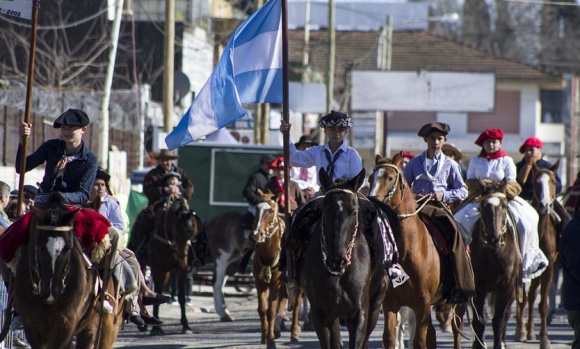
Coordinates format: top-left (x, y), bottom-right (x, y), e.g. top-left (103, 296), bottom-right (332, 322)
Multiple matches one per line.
top-left (321, 188), bottom-right (360, 275)
top-left (478, 192), bottom-right (509, 248)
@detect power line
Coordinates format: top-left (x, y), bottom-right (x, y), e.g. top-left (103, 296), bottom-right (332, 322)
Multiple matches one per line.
top-left (502, 0), bottom-right (580, 6)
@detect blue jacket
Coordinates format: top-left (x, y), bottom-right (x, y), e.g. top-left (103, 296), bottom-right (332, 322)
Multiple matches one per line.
top-left (560, 209), bottom-right (580, 310)
top-left (16, 139), bottom-right (98, 205)
top-left (516, 158), bottom-right (562, 200)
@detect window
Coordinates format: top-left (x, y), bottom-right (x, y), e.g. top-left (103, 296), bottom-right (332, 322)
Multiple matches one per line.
top-left (540, 90), bottom-right (565, 124)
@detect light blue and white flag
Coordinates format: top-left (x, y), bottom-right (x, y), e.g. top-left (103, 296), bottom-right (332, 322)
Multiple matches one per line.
top-left (165, 0), bottom-right (282, 150)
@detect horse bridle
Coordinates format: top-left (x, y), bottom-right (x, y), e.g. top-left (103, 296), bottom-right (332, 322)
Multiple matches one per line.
top-left (531, 170), bottom-right (555, 215)
top-left (321, 188), bottom-right (360, 275)
top-left (252, 199), bottom-right (284, 244)
top-left (153, 198), bottom-right (195, 260)
top-left (478, 192), bottom-right (509, 248)
top-left (372, 163), bottom-right (407, 208)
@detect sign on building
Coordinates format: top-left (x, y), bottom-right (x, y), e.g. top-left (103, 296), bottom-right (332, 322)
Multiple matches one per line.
top-left (351, 71), bottom-right (496, 113)
top-left (0, 0), bottom-right (32, 20)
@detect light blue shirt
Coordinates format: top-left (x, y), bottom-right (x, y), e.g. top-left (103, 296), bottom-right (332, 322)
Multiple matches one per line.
top-left (98, 195), bottom-right (126, 233)
top-left (403, 151), bottom-right (467, 203)
top-left (289, 141), bottom-right (363, 184)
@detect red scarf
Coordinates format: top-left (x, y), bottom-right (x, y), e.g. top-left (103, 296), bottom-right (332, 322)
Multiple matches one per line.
top-left (273, 177), bottom-right (295, 208)
top-left (479, 149), bottom-right (508, 160)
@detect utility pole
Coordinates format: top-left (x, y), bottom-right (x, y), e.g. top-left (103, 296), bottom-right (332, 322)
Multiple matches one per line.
top-left (322, 0), bottom-right (335, 145)
top-left (98, 0), bottom-right (124, 169)
top-left (163, 0), bottom-right (175, 134)
top-left (302, 0), bottom-right (311, 82)
top-left (381, 15), bottom-right (393, 157)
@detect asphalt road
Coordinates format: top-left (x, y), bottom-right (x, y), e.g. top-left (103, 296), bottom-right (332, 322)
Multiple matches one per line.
top-left (113, 284), bottom-right (575, 349)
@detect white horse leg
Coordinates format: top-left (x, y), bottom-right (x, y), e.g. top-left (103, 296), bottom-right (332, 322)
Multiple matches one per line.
top-left (214, 251), bottom-right (234, 321)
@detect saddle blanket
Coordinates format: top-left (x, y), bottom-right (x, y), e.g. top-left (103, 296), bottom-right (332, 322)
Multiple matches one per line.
top-left (0, 207), bottom-right (111, 263)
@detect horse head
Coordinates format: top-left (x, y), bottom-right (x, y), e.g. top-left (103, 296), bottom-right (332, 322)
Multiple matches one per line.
top-left (31, 193), bottom-right (79, 304)
top-left (252, 189), bottom-right (283, 244)
top-left (368, 153), bottom-right (408, 206)
top-left (477, 179), bottom-right (510, 249)
top-left (318, 168), bottom-right (366, 275)
top-left (532, 160), bottom-right (559, 215)
top-left (161, 196), bottom-right (200, 263)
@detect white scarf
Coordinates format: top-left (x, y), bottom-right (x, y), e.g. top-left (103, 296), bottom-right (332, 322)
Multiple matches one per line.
top-left (420, 151), bottom-right (447, 183)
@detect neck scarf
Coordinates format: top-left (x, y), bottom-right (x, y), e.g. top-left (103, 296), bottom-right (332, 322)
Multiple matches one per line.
top-left (479, 149), bottom-right (508, 160)
top-left (273, 177), bottom-right (295, 208)
top-left (325, 148), bottom-right (344, 178)
top-left (421, 151), bottom-right (447, 183)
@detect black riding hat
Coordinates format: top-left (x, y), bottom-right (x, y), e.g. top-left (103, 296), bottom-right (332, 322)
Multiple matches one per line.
top-left (53, 109), bottom-right (90, 128)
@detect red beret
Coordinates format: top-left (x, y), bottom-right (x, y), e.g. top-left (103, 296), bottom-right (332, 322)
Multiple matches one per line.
top-left (475, 128), bottom-right (504, 146)
top-left (269, 157), bottom-right (290, 170)
top-left (519, 137), bottom-right (543, 153)
top-left (401, 151), bottom-right (415, 159)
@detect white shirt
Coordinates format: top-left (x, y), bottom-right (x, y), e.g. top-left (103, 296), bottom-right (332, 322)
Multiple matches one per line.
top-left (289, 142), bottom-right (363, 184)
top-left (467, 155), bottom-right (517, 181)
top-left (290, 166), bottom-right (320, 191)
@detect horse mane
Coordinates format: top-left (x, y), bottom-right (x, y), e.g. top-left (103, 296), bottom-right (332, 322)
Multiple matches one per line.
top-left (34, 193), bottom-right (77, 226)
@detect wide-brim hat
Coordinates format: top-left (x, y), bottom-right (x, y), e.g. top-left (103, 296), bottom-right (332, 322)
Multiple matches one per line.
top-left (442, 144), bottom-right (462, 160)
top-left (418, 122), bottom-right (450, 137)
top-left (53, 109), bottom-right (90, 128)
top-left (153, 149), bottom-right (179, 160)
top-left (295, 135), bottom-right (318, 147)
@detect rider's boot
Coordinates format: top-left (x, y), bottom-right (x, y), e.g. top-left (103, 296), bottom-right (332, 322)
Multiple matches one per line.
top-left (285, 249), bottom-right (299, 311)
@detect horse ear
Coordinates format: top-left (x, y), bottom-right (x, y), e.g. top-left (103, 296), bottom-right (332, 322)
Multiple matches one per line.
top-left (350, 169), bottom-right (366, 191)
top-left (63, 209), bottom-right (79, 226)
top-left (375, 154), bottom-right (382, 165)
top-left (551, 159), bottom-right (560, 173)
top-left (392, 152), bottom-right (403, 166)
top-left (319, 168), bottom-right (334, 192)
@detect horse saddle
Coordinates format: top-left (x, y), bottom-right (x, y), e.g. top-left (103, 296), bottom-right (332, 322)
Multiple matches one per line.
top-left (418, 204), bottom-right (457, 256)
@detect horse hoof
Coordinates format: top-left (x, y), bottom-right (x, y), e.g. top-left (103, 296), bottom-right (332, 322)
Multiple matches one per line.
top-left (182, 326), bottom-right (193, 335)
top-left (527, 333), bottom-right (536, 341)
top-left (149, 325), bottom-right (165, 336)
top-left (515, 329), bottom-right (526, 342)
top-left (266, 340), bottom-right (276, 349)
top-left (220, 314), bottom-right (235, 322)
top-left (290, 336), bottom-right (299, 343)
top-left (540, 338), bottom-right (551, 349)
top-left (441, 323), bottom-right (452, 333)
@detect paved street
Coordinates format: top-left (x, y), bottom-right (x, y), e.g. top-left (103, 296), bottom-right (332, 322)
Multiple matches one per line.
top-left (113, 284), bottom-right (575, 349)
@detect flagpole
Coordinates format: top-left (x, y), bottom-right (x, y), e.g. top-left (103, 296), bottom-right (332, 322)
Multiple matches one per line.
top-left (16, 0), bottom-right (40, 217)
top-left (281, 0), bottom-right (290, 231)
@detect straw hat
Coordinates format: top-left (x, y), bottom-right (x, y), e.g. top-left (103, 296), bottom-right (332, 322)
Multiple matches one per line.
top-left (442, 144), bottom-right (462, 160)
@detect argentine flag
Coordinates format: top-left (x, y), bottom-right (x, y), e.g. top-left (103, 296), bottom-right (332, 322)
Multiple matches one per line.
top-left (165, 0), bottom-right (283, 150)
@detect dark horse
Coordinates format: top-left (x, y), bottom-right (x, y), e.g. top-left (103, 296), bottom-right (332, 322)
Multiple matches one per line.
top-left (452, 180), bottom-right (521, 349)
top-left (367, 154), bottom-right (441, 349)
top-left (5, 193), bottom-right (123, 348)
top-left (142, 195), bottom-right (203, 335)
top-left (295, 168), bottom-right (391, 349)
top-left (252, 189), bottom-right (301, 348)
top-left (515, 161), bottom-right (560, 349)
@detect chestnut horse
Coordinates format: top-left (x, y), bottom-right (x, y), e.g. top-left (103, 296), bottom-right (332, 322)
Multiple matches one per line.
top-left (515, 161), bottom-right (560, 349)
top-left (144, 195), bottom-right (203, 335)
top-left (296, 168), bottom-right (391, 349)
top-left (367, 154), bottom-right (441, 349)
top-left (5, 194), bottom-right (123, 348)
top-left (252, 189), bottom-right (301, 348)
top-left (452, 180), bottom-right (521, 349)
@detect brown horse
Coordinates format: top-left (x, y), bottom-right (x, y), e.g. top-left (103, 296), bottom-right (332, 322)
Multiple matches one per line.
top-left (367, 154), bottom-right (441, 349)
top-left (515, 161), bottom-right (560, 348)
top-left (144, 195), bottom-right (203, 335)
top-left (452, 180), bottom-right (521, 349)
top-left (296, 168), bottom-right (390, 349)
top-left (8, 194), bottom-right (123, 348)
top-left (252, 189), bottom-right (301, 348)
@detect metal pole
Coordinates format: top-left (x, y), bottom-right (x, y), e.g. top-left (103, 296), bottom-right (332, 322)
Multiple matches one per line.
top-left (163, 0), bottom-right (175, 133)
top-left (321, 0), bottom-right (335, 146)
top-left (282, 0), bottom-right (290, 229)
top-left (302, 0), bottom-right (311, 82)
top-left (99, 0), bottom-right (124, 169)
top-left (17, 0), bottom-right (40, 217)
